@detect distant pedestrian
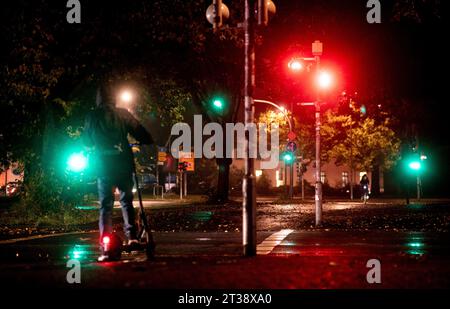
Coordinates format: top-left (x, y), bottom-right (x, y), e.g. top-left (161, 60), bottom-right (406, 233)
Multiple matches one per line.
top-left (360, 174), bottom-right (370, 201)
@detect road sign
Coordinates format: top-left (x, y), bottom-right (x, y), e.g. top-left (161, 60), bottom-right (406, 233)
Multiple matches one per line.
top-left (286, 141), bottom-right (297, 152)
top-left (179, 151), bottom-right (195, 172)
top-left (157, 151), bottom-right (167, 162)
top-left (287, 131), bottom-right (296, 141)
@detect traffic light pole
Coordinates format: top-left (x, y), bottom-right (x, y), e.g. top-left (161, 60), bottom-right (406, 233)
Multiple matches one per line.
top-left (184, 172), bottom-right (188, 197)
top-left (289, 101), bottom-right (294, 199)
top-left (289, 163), bottom-right (294, 198)
top-left (179, 171), bottom-right (183, 200)
top-left (243, 0), bottom-right (257, 256)
top-left (315, 55), bottom-right (323, 226)
top-left (417, 175), bottom-right (421, 200)
top-left (349, 113), bottom-right (354, 200)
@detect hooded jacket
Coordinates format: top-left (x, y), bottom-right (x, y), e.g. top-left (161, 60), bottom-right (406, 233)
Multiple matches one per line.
top-left (83, 97), bottom-right (153, 177)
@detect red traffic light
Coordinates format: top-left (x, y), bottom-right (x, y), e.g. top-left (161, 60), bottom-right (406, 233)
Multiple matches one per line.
top-left (317, 71), bottom-right (332, 89)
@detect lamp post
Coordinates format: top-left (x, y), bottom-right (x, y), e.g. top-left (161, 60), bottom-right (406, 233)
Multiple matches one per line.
top-left (253, 99), bottom-right (292, 131)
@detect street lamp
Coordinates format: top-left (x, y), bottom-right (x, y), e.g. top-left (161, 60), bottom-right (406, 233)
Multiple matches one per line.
top-left (117, 89), bottom-right (135, 111)
top-left (120, 90), bottom-right (133, 103)
top-left (254, 99), bottom-right (292, 132)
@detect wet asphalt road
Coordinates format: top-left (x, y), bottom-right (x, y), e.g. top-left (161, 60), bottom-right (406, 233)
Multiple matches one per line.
top-left (0, 229), bottom-right (449, 288)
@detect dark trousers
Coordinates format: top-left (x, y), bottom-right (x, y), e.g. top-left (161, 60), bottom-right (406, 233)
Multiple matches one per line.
top-left (97, 174), bottom-right (137, 240)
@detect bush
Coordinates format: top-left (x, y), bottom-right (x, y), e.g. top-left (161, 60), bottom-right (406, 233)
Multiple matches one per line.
top-left (12, 168), bottom-right (92, 226)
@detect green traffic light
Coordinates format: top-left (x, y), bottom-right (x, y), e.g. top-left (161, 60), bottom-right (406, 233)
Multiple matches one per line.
top-left (213, 99), bottom-right (224, 109)
top-left (67, 152), bottom-right (88, 173)
top-left (283, 152), bottom-right (294, 163)
top-left (360, 105), bottom-right (367, 115)
top-left (408, 161), bottom-right (421, 171)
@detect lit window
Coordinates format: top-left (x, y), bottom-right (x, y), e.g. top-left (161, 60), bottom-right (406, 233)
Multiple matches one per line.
top-left (342, 172), bottom-right (349, 187)
top-left (320, 172), bottom-right (326, 183)
top-left (276, 170), bottom-right (284, 187)
top-left (255, 170), bottom-right (263, 177)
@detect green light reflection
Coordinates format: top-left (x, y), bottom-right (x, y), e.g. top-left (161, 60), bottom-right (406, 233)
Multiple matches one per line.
top-left (68, 245), bottom-right (92, 260)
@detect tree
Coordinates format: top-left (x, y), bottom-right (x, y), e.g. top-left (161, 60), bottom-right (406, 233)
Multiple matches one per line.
top-left (257, 108), bottom-right (316, 172)
top-left (0, 1), bottom-right (201, 216)
top-left (322, 107), bottom-right (401, 195)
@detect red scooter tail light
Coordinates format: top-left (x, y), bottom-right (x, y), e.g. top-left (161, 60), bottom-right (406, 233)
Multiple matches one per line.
top-left (102, 236), bottom-right (111, 245)
top-left (102, 235), bottom-right (111, 251)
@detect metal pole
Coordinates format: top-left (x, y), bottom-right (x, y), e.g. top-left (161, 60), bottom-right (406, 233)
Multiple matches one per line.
top-left (301, 174), bottom-right (305, 201)
top-left (289, 101), bottom-right (294, 199)
top-left (417, 175), bottom-right (421, 200)
top-left (289, 163), bottom-right (294, 199)
top-left (4, 169), bottom-right (7, 196)
top-left (243, 0), bottom-right (257, 257)
top-left (315, 55), bottom-right (322, 226)
top-left (178, 172), bottom-right (183, 200)
top-left (184, 172), bottom-right (188, 197)
top-left (156, 165), bottom-right (159, 197)
top-left (350, 118), bottom-right (354, 200)
top-left (284, 162), bottom-right (288, 196)
top-left (299, 155), bottom-right (304, 201)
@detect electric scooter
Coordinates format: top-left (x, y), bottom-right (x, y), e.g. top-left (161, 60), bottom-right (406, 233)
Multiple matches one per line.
top-left (100, 145), bottom-right (156, 261)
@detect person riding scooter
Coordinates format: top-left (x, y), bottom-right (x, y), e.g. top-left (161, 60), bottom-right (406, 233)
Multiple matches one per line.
top-left (83, 80), bottom-right (153, 262)
top-left (360, 174), bottom-right (370, 201)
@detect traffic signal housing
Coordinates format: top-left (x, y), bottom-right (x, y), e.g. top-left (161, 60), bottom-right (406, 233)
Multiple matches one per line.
top-left (257, 0), bottom-right (276, 26)
top-left (206, 0), bottom-right (230, 29)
